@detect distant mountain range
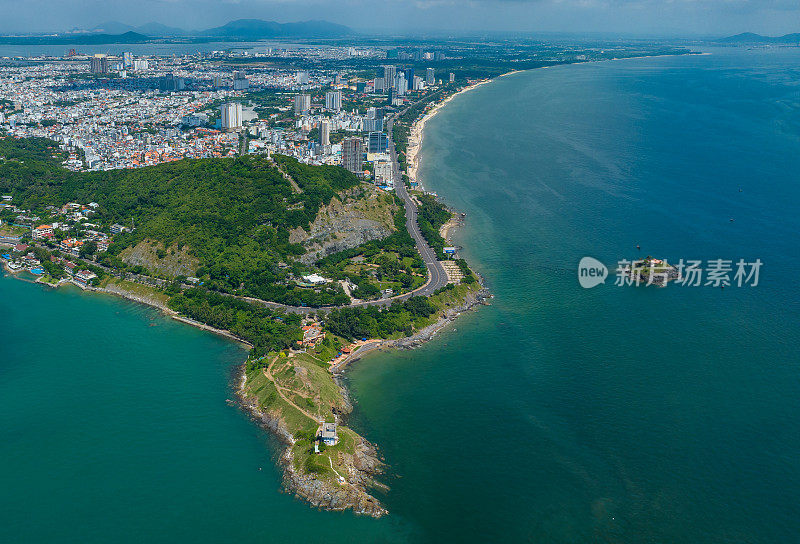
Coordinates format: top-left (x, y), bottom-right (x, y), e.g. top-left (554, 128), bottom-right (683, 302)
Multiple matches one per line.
top-left (717, 32), bottom-right (800, 44)
top-left (88, 22), bottom-right (190, 37)
top-left (198, 19), bottom-right (352, 38)
top-left (0, 31), bottom-right (151, 46)
top-left (0, 18), bottom-right (352, 44)
top-left (84, 18), bottom-right (353, 39)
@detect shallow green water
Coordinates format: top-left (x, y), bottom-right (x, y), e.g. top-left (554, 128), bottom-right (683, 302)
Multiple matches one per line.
top-left (0, 276), bottom-right (404, 543)
top-left (3, 47), bottom-right (800, 543)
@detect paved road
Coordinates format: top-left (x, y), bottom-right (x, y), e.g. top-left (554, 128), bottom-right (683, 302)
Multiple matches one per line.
top-left (243, 101), bottom-right (449, 314)
top-left (4, 99), bottom-right (449, 315)
top-left (384, 109), bottom-right (449, 297)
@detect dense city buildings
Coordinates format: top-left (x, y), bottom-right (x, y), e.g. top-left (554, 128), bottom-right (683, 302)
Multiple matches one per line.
top-left (0, 40), bottom-right (610, 181)
top-left (0, 45), bottom-right (450, 177)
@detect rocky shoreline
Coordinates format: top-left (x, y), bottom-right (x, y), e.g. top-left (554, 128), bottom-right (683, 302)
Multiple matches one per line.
top-left (1, 75), bottom-right (494, 518)
top-left (237, 368), bottom-right (389, 517)
top-left (233, 275), bottom-right (490, 517)
top-left (3, 250), bottom-right (488, 519)
top-left (335, 282), bottom-right (492, 373)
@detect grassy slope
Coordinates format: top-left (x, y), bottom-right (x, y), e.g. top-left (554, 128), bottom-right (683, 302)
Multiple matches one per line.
top-left (242, 355), bottom-right (357, 485)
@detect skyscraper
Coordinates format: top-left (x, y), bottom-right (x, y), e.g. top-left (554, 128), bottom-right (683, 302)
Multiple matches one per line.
top-left (220, 102), bottom-right (243, 130)
top-left (374, 159), bottom-right (394, 187)
top-left (449, 72), bottom-right (455, 83)
top-left (296, 71), bottom-right (310, 85)
top-left (325, 90), bottom-right (342, 111)
top-left (374, 77), bottom-right (385, 93)
top-left (341, 138), bottom-right (363, 174)
top-left (122, 51), bottom-right (133, 68)
top-left (160, 73), bottom-right (185, 92)
top-left (232, 71), bottom-right (249, 90)
top-left (405, 68), bottom-right (414, 88)
top-left (294, 94), bottom-right (311, 115)
top-left (90, 54), bottom-right (109, 74)
top-left (319, 119), bottom-right (330, 146)
top-left (367, 132), bottom-right (388, 154)
top-left (382, 65), bottom-right (396, 90)
top-left (363, 118), bottom-right (383, 132)
top-left (396, 74), bottom-right (408, 96)
top-left (426, 68), bottom-right (435, 85)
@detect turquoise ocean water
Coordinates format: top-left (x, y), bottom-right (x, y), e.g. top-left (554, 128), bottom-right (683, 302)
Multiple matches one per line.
top-left (2, 47), bottom-right (799, 542)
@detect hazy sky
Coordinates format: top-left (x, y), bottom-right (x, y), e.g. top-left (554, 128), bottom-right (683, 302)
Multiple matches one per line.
top-left (0, 0), bottom-right (799, 37)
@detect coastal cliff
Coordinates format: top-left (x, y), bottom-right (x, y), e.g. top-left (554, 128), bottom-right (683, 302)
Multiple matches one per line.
top-left (292, 187), bottom-right (398, 264)
top-left (238, 361), bottom-right (388, 517)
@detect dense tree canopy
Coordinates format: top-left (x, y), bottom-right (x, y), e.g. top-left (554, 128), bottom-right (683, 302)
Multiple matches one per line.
top-left (324, 296), bottom-right (436, 340)
top-left (0, 137), bottom-right (362, 305)
top-left (416, 193), bottom-right (451, 255)
top-left (167, 288), bottom-right (303, 357)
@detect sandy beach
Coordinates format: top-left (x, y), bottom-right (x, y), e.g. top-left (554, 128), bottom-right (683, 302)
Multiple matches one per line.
top-left (404, 79), bottom-right (492, 190)
top-left (438, 215), bottom-right (462, 244)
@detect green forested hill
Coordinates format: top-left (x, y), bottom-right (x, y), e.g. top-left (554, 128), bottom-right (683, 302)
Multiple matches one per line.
top-left (0, 137), bottom-right (360, 305)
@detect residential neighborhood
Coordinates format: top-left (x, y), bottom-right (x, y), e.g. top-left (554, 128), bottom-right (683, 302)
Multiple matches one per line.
top-left (1, 194), bottom-right (121, 287)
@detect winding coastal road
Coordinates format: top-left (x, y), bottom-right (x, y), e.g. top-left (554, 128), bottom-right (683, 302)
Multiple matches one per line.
top-left (2, 97), bottom-right (451, 315)
top-left (384, 108), bottom-right (449, 298)
top-left (241, 99), bottom-right (449, 313)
